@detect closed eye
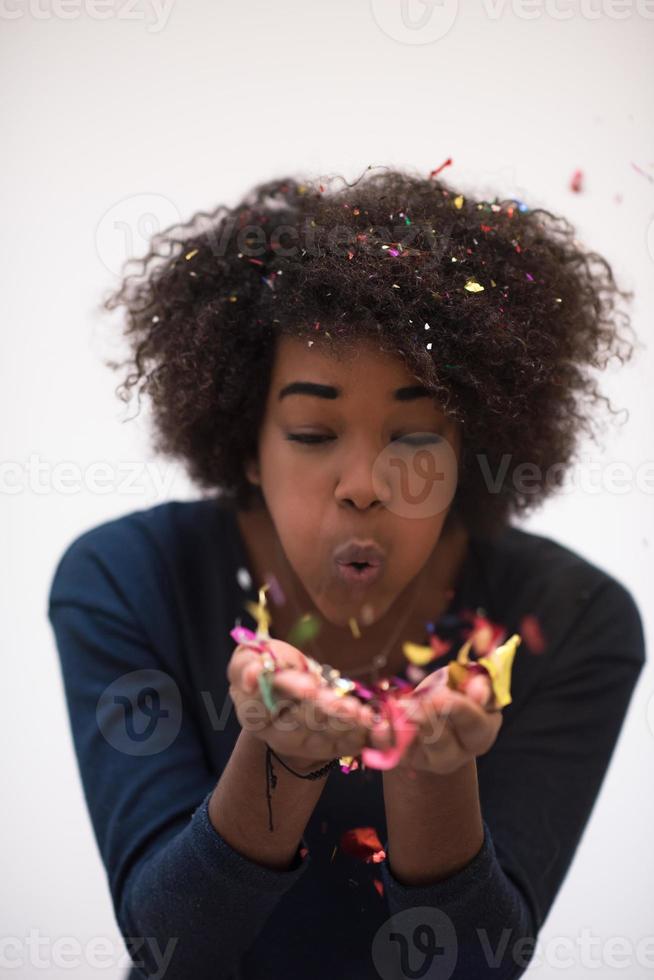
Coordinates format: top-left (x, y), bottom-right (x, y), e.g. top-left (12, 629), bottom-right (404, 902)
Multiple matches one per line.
top-left (285, 434), bottom-right (442, 446)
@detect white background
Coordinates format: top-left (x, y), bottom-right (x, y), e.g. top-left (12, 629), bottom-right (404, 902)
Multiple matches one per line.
top-left (2, 1), bottom-right (653, 977)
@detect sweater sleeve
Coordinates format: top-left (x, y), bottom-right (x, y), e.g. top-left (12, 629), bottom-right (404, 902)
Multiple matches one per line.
top-left (47, 527), bottom-right (312, 980)
top-left (378, 576), bottom-right (646, 980)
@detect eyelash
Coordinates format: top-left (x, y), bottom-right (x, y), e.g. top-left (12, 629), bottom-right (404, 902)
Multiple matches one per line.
top-left (286, 434), bottom-right (442, 447)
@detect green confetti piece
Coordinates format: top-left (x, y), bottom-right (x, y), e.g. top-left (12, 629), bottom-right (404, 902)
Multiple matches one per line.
top-left (287, 613), bottom-right (322, 649)
top-left (258, 670), bottom-right (279, 713)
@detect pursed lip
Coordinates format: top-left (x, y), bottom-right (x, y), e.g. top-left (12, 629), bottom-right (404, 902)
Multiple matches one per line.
top-left (332, 540), bottom-right (386, 567)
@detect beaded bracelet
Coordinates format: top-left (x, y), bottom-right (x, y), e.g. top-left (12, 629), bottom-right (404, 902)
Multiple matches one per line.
top-left (264, 743), bottom-right (340, 832)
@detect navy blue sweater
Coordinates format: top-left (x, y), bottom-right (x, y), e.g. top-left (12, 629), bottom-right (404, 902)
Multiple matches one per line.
top-left (47, 497), bottom-right (646, 979)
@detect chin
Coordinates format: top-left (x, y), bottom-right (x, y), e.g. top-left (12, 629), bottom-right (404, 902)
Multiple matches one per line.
top-left (309, 585), bottom-right (391, 630)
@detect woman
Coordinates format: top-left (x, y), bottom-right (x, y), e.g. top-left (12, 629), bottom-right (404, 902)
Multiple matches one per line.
top-left (48, 168), bottom-right (646, 979)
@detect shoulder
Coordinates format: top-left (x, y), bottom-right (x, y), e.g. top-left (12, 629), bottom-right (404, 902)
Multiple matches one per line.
top-left (47, 496), bottom-right (229, 611)
top-left (478, 524), bottom-right (645, 666)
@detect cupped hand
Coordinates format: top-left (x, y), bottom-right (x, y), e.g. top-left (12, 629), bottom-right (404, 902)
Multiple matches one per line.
top-left (227, 638), bottom-right (389, 773)
top-left (387, 665), bottom-right (504, 775)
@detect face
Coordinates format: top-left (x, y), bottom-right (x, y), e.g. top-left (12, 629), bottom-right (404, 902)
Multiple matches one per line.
top-left (245, 335), bottom-right (462, 628)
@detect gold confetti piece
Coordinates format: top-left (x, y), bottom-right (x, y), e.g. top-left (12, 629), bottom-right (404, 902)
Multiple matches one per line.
top-left (464, 278), bottom-right (485, 293)
top-left (244, 583), bottom-right (272, 638)
top-left (402, 640), bottom-right (435, 666)
top-left (447, 634), bottom-right (521, 708)
top-left (185, 248), bottom-right (199, 261)
top-left (453, 195), bottom-right (464, 209)
top-left (348, 617), bottom-right (361, 639)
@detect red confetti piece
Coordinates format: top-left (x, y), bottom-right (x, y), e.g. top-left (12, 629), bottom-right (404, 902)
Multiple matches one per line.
top-left (630, 162), bottom-right (654, 184)
top-left (429, 157), bottom-right (453, 178)
top-left (461, 612), bottom-right (506, 655)
top-left (519, 614), bottom-right (547, 654)
top-left (429, 634), bottom-right (452, 658)
top-left (299, 846), bottom-right (309, 860)
top-left (570, 169), bottom-right (584, 193)
top-left (339, 827), bottom-right (386, 864)
top-left (373, 878), bottom-right (385, 898)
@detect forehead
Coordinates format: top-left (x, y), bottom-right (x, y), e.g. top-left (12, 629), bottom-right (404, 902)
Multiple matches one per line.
top-left (270, 335), bottom-right (422, 389)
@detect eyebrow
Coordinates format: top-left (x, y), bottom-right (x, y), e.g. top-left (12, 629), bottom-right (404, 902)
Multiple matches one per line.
top-left (277, 381), bottom-right (433, 402)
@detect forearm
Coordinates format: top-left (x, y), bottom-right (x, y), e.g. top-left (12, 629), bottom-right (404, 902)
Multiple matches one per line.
top-left (209, 728), bottom-right (329, 870)
top-left (380, 760), bottom-right (536, 978)
top-left (119, 730), bottom-right (325, 978)
top-left (382, 758), bottom-right (484, 884)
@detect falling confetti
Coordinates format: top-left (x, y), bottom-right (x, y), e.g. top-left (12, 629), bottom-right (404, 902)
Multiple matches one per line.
top-left (429, 158), bottom-right (453, 178)
top-left (519, 614), bottom-right (547, 654)
top-left (569, 169), bottom-right (584, 193)
top-left (339, 827), bottom-right (386, 864)
top-left (464, 278), bottom-right (485, 293)
top-left (631, 161), bottom-right (654, 184)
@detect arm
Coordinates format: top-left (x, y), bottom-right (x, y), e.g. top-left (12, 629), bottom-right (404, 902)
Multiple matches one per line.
top-left (47, 526), bottom-right (323, 980)
top-left (209, 726), bottom-right (329, 871)
top-left (382, 758), bottom-right (484, 884)
top-left (377, 576), bottom-right (646, 980)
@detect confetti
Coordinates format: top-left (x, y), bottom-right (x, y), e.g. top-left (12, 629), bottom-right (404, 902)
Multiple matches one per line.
top-left (429, 158), bottom-right (453, 178)
top-left (630, 161), bottom-right (654, 184)
top-left (361, 695), bottom-right (420, 770)
top-left (453, 195), bottom-right (464, 210)
top-left (447, 634), bottom-right (521, 709)
top-left (464, 278), bottom-right (485, 293)
top-left (184, 248), bottom-right (199, 260)
top-left (519, 614), bottom-right (547, 654)
top-left (569, 169), bottom-right (584, 193)
top-left (339, 827), bottom-right (386, 864)
top-left (286, 612), bottom-right (321, 648)
top-left (349, 617), bottom-right (361, 639)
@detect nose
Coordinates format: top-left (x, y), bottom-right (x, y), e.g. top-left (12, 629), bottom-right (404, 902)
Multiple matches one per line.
top-left (334, 445), bottom-right (388, 511)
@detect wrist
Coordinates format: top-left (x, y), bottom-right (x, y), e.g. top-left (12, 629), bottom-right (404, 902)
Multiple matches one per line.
top-left (267, 744), bottom-right (338, 776)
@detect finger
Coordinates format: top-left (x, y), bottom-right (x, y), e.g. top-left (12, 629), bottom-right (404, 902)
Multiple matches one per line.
top-left (411, 686), bottom-right (499, 747)
top-left (463, 674), bottom-right (495, 709)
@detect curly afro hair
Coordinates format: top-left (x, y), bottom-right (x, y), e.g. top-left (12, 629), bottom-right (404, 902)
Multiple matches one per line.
top-left (103, 165), bottom-right (636, 538)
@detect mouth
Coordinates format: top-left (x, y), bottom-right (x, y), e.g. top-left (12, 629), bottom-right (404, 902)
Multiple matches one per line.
top-left (332, 540), bottom-right (386, 589)
top-left (333, 560), bottom-right (384, 588)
